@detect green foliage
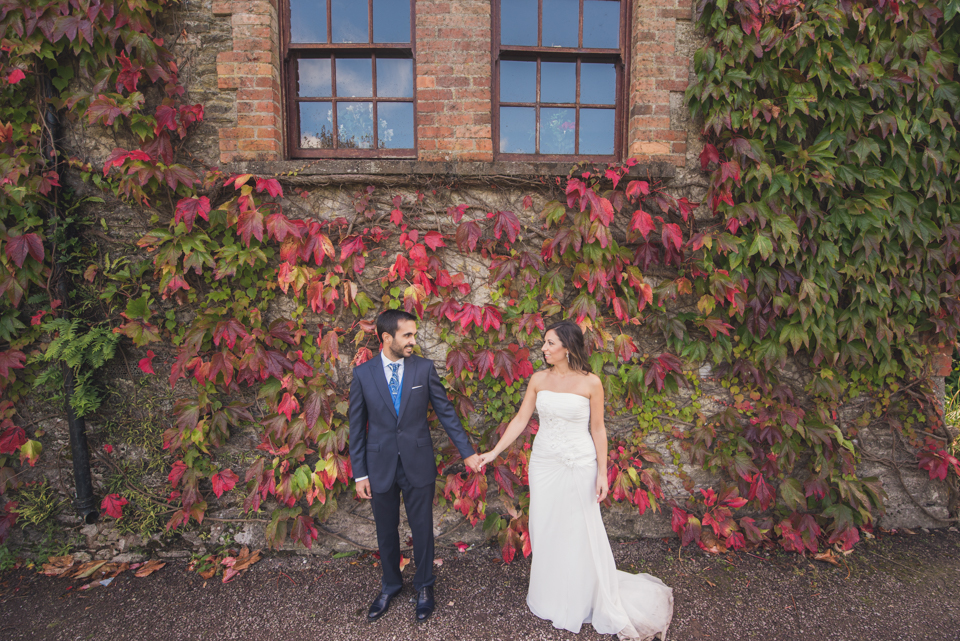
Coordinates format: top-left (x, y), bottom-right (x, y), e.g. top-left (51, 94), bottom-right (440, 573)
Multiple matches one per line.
top-left (32, 318), bottom-right (120, 417)
top-left (12, 481), bottom-right (65, 527)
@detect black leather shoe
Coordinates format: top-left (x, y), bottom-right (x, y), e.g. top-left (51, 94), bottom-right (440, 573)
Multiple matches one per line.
top-left (415, 585), bottom-right (435, 622)
top-left (367, 591), bottom-right (394, 622)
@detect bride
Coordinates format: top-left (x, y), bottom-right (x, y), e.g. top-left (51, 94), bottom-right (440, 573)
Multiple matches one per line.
top-left (477, 320), bottom-right (674, 640)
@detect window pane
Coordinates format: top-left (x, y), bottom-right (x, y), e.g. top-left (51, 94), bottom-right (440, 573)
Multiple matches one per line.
top-left (331, 0), bottom-right (368, 43)
top-left (500, 107), bottom-right (536, 153)
top-left (298, 58), bottom-right (332, 97)
top-left (583, 0), bottom-right (619, 48)
top-left (378, 102), bottom-right (414, 148)
top-left (541, 61), bottom-right (576, 104)
top-left (338, 102), bottom-right (374, 148)
top-left (373, 0), bottom-right (410, 43)
top-left (580, 62), bottom-right (616, 105)
top-left (542, 0), bottom-right (579, 48)
top-left (500, 60), bottom-right (536, 103)
top-left (300, 102), bottom-right (334, 148)
top-left (579, 108), bottom-right (614, 154)
top-left (501, 0), bottom-right (537, 46)
top-left (335, 58), bottom-right (373, 97)
top-left (290, 0), bottom-right (327, 43)
top-left (376, 58), bottom-right (413, 98)
top-left (540, 108), bottom-right (576, 154)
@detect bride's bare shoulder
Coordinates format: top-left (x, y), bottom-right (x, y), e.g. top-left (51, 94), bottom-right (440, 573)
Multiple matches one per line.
top-left (584, 372), bottom-right (604, 395)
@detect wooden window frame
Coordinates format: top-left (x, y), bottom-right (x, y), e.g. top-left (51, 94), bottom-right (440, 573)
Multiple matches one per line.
top-left (492, 0), bottom-right (629, 162)
top-left (281, 0), bottom-right (417, 159)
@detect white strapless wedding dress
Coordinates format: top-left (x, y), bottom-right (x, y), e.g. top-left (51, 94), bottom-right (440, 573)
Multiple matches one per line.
top-left (527, 390), bottom-right (674, 640)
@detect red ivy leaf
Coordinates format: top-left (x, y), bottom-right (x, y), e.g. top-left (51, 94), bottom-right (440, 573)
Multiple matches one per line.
top-left (456, 221), bottom-right (482, 252)
top-left (138, 350), bottom-right (156, 374)
top-left (630, 209), bottom-right (655, 239)
top-left (168, 461), bottom-right (188, 487)
top-left (211, 469), bottom-right (239, 498)
top-left (423, 230), bottom-right (445, 251)
top-left (101, 494), bottom-right (128, 519)
top-left (699, 143), bottom-right (720, 170)
top-left (0, 350), bottom-right (26, 379)
top-left (237, 207), bottom-right (265, 246)
top-left (0, 425), bottom-right (27, 454)
top-left (625, 180), bottom-right (650, 200)
top-left (7, 69), bottom-right (26, 85)
top-left (5, 233), bottom-right (44, 268)
top-left (493, 210), bottom-right (521, 244)
top-left (174, 197), bottom-right (211, 232)
top-left (255, 177), bottom-right (283, 198)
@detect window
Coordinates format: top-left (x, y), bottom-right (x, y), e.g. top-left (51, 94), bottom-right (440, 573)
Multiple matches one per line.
top-left (493, 0), bottom-right (625, 160)
top-left (282, 0), bottom-right (415, 158)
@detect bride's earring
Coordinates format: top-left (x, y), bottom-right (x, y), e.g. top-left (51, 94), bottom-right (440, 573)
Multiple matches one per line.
top-left (566, 351), bottom-right (570, 362)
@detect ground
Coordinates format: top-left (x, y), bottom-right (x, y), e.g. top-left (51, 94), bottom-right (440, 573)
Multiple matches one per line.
top-left (1, 529), bottom-right (959, 640)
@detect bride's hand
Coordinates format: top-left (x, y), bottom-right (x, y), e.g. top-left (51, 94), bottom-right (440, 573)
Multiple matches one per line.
top-left (477, 451), bottom-right (497, 467)
top-left (595, 473), bottom-right (609, 503)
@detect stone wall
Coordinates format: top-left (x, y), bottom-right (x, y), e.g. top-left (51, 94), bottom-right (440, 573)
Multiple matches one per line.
top-left (8, 0), bottom-right (955, 559)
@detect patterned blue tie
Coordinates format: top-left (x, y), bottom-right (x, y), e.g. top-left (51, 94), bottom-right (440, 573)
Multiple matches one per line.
top-left (388, 362), bottom-right (401, 415)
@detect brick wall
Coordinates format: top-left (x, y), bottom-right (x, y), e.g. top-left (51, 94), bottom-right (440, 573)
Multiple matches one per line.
top-left (628, 0), bottom-right (693, 167)
top-left (213, 0), bottom-right (283, 163)
top-left (212, 0), bottom-right (692, 166)
top-left (416, 0), bottom-right (493, 162)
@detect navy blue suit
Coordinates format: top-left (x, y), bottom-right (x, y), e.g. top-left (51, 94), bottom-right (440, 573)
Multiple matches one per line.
top-left (349, 353), bottom-right (474, 593)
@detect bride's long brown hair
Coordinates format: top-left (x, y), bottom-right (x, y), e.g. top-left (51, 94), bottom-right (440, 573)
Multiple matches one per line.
top-left (545, 320), bottom-right (591, 374)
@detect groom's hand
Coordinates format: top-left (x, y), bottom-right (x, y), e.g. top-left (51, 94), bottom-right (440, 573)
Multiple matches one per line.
top-left (464, 453), bottom-right (484, 473)
top-left (355, 478), bottom-right (372, 500)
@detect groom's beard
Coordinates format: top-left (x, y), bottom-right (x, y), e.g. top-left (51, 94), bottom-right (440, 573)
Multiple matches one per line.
top-left (388, 343), bottom-right (409, 361)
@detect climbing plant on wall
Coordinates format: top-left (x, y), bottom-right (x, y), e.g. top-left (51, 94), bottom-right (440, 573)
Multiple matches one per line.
top-left (0, 0), bottom-right (958, 562)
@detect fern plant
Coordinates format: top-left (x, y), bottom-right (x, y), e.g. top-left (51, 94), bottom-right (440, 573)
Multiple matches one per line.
top-left (32, 318), bottom-right (120, 417)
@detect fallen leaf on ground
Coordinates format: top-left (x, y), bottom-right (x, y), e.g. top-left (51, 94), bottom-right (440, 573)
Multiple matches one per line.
top-left (455, 542), bottom-right (469, 552)
top-left (221, 547), bottom-right (262, 583)
top-left (814, 550), bottom-right (840, 566)
top-left (434, 558), bottom-right (443, 566)
top-left (71, 561), bottom-right (108, 580)
top-left (399, 555), bottom-right (411, 571)
top-left (41, 556), bottom-right (75, 577)
top-left (134, 560), bottom-right (166, 577)
top-left (704, 579), bottom-right (716, 587)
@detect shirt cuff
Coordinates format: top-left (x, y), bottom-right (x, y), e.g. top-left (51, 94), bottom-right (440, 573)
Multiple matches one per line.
top-left (355, 476), bottom-right (368, 482)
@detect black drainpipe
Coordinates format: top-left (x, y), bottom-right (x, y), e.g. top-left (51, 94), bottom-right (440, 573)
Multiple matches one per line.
top-left (40, 72), bottom-right (99, 525)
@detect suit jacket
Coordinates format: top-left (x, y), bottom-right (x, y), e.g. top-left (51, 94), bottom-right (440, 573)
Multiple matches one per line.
top-left (349, 353), bottom-right (474, 493)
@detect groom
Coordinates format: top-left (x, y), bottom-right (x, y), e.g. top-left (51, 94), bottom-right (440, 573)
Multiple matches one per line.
top-left (349, 309), bottom-right (482, 622)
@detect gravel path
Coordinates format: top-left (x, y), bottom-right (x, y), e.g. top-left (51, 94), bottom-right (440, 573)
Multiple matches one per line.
top-left (1, 529), bottom-right (958, 640)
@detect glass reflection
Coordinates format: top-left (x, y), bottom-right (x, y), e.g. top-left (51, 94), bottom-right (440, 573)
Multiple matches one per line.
top-left (542, 0), bottom-right (578, 47)
top-left (540, 61), bottom-right (576, 104)
top-left (300, 102), bottom-right (334, 148)
top-left (578, 108), bottom-right (614, 154)
top-left (376, 58), bottom-right (413, 98)
top-left (378, 102), bottom-right (414, 148)
top-left (298, 58), bottom-right (332, 97)
top-left (335, 58), bottom-right (372, 97)
top-left (580, 62), bottom-right (615, 104)
top-left (373, 0), bottom-right (410, 43)
top-left (332, 0), bottom-right (368, 43)
top-left (501, 0), bottom-right (537, 46)
top-left (338, 102), bottom-right (374, 148)
top-left (500, 107), bottom-right (536, 153)
top-left (290, 0), bottom-right (327, 43)
top-left (500, 60), bottom-right (536, 103)
top-left (583, 0), bottom-right (619, 48)
top-left (541, 108), bottom-right (576, 154)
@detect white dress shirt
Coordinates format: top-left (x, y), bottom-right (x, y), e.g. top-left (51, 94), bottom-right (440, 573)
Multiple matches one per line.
top-left (355, 351), bottom-right (404, 483)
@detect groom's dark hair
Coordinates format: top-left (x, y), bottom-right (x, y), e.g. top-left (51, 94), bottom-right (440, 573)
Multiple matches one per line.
top-left (376, 309), bottom-right (418, 344)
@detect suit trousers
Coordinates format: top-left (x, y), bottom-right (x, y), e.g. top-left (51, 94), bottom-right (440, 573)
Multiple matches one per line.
top-left (370, 456), bottom-right (435, 594)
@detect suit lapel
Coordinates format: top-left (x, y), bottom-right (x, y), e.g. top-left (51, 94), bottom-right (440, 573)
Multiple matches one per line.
top-left (396, 356), bottom-right (416, 424)
top-left (372, 354), bottom-right (397, 417)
